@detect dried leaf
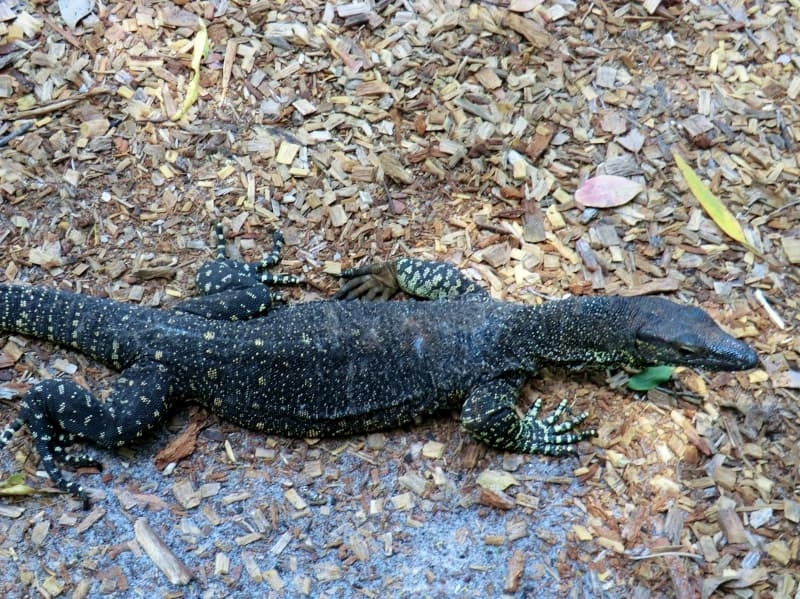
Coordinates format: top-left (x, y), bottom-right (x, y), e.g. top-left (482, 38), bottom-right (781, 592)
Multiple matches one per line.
top-left (172, 19), bottom-right (209, 121)
top-left (672, 151), bottom-right (758, 254)
top-left (0, 473), bottom-right (37, 496)
top-left (476, 469), bottom-right (519, 492)
top-left (575, 175), bottom-right (644, 208)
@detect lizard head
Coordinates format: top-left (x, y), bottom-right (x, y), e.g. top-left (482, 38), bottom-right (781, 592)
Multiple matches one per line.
top-left (630, 297), bottom-right (758, 371)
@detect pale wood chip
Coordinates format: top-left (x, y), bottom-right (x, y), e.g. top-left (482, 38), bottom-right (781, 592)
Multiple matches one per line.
top-left (134, 518), bottom-right (193, 585)
top-left (172, 480), bottom-right (201, 509)
top-left (781, 236), bottom-right (800, 264)
top-left (474, 67), bottom-right (502, 90)
top-left (379, 152), bottom-right (413, 184)
top-left (501, 12), bottom-right (551, 48)
top-left (356, 80), bottom-right (392, 96)
top-left (717, 508), bottom-right (747, 544)
top-left (595, 65), bottom-right (617, 89)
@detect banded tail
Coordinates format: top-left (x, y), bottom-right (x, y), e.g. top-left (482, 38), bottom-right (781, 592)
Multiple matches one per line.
top-left (0, 285), bottom-right (142, 369)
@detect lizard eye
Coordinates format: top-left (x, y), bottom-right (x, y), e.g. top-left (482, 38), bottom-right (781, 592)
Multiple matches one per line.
top-left (670, 331), bottom-right (706, 360)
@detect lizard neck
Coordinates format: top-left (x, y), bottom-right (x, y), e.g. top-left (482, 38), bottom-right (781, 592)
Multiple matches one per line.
top-left (508, 296), bottom-right (638, 369)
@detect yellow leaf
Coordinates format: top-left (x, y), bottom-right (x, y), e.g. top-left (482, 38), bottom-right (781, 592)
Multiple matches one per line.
top-left (476, 469), bottom-right (519, 492)
top-left (0, 473), bottom-right (37, 496)
top-left (171, 19), bottom-right (209, 121)
top-left (672, 151), bottom-right (758, 254)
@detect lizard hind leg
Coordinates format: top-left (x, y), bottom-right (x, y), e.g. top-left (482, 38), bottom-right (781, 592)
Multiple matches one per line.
top-left (52, 432), bottom-right (101, 468)
top-left (3, 389), bottom-right (94, 502)
top-left (31, 414), bottom-right (89, 501)
top-left (0, 416), bottom-right (25, 448)
top-left (6, 361), bottom-right (175, 504)
top-left (2, 419), bottom-right (101, 474)
top-left (215, 222), bottom-right (287, 271)
top-left (202, 224), bottom-right (300, 292)
top-left (336, 257), bottom-right (487, 301)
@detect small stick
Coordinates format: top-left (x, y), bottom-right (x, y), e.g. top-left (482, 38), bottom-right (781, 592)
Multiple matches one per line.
top-left (754, 288), bottom-right (786, 330)
top-left (0, 121), bottom-right (33, 147)
top-left (1, 87), bottom-right (111, 120)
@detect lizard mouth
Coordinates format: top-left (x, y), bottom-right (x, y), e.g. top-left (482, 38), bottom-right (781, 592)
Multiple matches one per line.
top-left (673, 340), bottom-right (758, 371)
top-left (634, 333), bottom-right (758, 371)
top-left (703, 343), bottom-right (758, 371)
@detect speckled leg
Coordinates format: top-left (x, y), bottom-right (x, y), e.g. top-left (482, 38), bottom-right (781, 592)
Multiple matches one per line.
top-left (460, 378), bottom-right (597, 454)
top-left (175, 283), bottom-right (277, 321)
top-left (52, 433), bottom-right (100, 468)
top-left (337, 257), bottom-right (487, 300)
top-left (207, 225), bottom-right (302, 291)
top-left (2, 361), bottom-right (176, 503)
top-left (178, 226), bottom-right (303, 321)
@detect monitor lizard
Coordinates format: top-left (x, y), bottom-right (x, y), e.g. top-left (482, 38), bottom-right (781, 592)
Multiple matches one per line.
top-left (0, 227), bottom-right (758, 504)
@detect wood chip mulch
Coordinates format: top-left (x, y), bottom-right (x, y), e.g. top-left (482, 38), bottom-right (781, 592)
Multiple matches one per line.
top-left (1, 1), bottom-right (799, 597)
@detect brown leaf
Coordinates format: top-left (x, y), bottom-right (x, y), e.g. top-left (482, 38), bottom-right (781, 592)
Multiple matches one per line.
top-left (153, 413), bottom-right (207, 469)
top-left (476, 487), bottom-right (515, 510)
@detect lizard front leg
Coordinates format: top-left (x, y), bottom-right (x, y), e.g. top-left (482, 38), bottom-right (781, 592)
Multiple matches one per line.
top-left (1, 360), bottom-right (176, 505)
top-left (460, 377), bottom-right (596, 454)
top-left (176, 225), bottom-right (303, 321)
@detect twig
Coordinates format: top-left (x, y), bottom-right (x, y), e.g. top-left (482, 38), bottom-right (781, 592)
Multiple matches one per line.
top-left (1, 87), bottom-right (112, 121)
top-left (627, 551), bottom-right (703, 562)
top-left (43, 15), bottom-right (92, 56)
top-left (475, 221), bottom-right (514, 236)
top-left (0, 121), bottom-right (33, 147)
top-left (754, 288), bottom-right (786, 330)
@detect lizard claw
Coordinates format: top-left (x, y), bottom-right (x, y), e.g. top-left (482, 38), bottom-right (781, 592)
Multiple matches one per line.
top-left (520, 398), bottom-right (596, 455)
top-left (335, 262), bottom-right (399, 301)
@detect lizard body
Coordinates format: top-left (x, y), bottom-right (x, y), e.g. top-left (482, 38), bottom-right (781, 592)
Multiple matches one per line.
top-left (0, 232), bottom-right (758, 502)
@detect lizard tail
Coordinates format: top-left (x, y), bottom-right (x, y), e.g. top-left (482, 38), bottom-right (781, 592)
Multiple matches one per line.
top-left (0, 284), bottom-right (140, 369)
top-left (0, 417), bottom-right (25, 449)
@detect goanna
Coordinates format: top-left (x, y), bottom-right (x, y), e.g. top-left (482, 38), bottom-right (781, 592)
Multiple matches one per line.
top-left (0, 226), bottom-right (758, 503)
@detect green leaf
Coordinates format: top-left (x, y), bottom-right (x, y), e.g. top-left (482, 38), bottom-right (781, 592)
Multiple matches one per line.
top-left (672, 151), bottom-right (759, 255)
top-left (627, 366), bottom-right (675, 391)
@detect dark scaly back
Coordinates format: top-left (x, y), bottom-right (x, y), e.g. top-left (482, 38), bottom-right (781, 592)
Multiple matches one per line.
top-left (0, 285), bottom-right (144, 370)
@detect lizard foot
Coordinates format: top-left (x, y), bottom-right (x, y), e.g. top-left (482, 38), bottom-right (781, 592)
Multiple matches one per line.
top-left (335, 262), bottom-right (399, 300)
top-left (210, 222), bottom-right (303, 288)
top-left (519, 398), bottom-right (596, 455)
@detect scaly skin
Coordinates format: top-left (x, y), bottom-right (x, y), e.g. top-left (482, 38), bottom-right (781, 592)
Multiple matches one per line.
top-left (0, 238), bottom-right (758, 503)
